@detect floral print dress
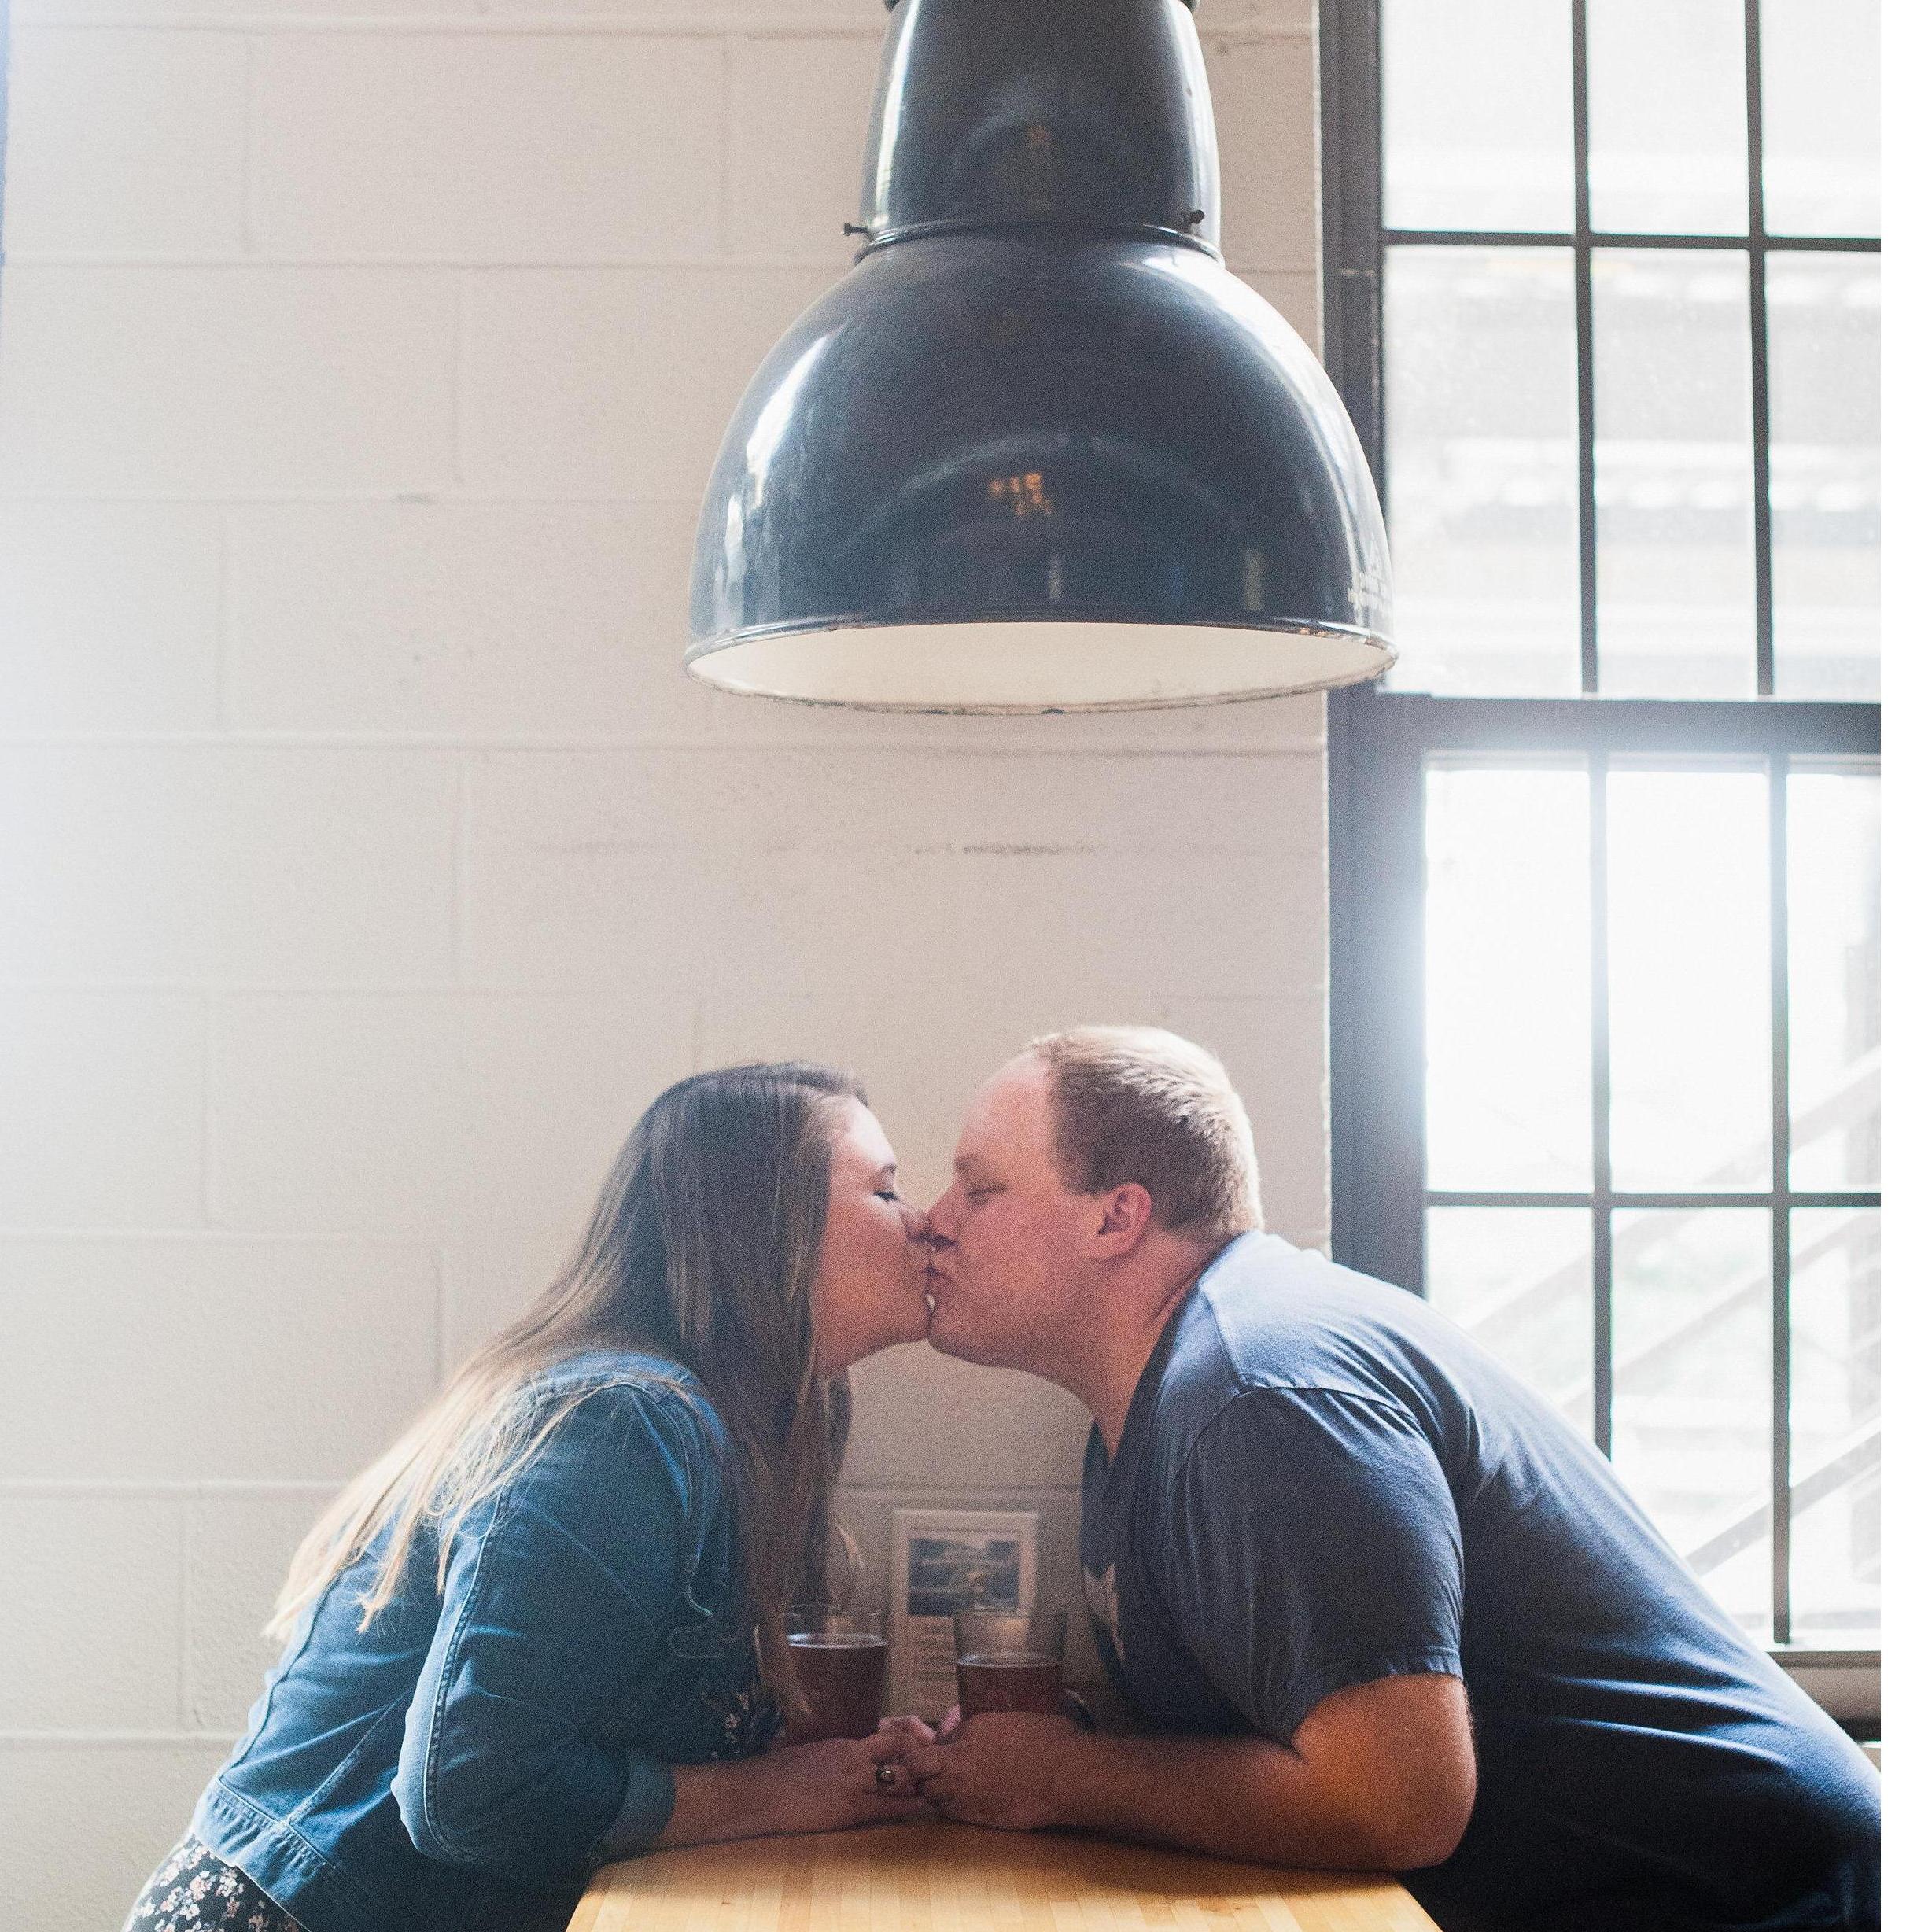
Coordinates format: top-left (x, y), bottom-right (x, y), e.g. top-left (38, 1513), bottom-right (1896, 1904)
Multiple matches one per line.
top-left (124, 1834), bottom-right (304, 1932)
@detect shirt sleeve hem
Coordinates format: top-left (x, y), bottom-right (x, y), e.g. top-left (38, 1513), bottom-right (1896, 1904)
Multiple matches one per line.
top-left (593, 1751), bottom-right (679, 1864)
top-left (1272, 1645), bottom-right (1465, 1745)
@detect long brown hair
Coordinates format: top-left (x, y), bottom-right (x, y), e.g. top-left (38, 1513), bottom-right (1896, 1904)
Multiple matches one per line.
top-left (268, 1062), bottom-right (865, 1713)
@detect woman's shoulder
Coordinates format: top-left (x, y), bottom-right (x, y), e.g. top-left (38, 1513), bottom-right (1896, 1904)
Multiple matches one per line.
top-left (523, 1348), bottom-right (731, 1466)
top-left (533, 1341), bottom-right (699, 1391)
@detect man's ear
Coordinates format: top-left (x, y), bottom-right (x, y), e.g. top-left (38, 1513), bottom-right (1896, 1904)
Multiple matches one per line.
top-left (1088, 1183), bottom-right (1156, 1259)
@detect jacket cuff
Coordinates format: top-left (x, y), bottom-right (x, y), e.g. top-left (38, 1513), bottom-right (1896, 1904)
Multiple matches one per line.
top-left (593, 1752), bottom-right (678, 1864)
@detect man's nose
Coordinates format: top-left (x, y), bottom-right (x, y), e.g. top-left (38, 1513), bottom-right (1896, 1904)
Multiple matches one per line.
top-left (925, 1189), bottom-right (959, 1246)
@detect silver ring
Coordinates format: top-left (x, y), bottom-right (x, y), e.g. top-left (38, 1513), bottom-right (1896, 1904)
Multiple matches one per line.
top-left (875, 1763), bottom-right (901, 1791)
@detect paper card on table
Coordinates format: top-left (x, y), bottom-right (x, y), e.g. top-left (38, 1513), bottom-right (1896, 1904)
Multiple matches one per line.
top-left (888, 1507), bottom-right (1039, 1720)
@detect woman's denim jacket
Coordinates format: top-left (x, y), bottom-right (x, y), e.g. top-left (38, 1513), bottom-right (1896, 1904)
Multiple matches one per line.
top-left (192, 1350), bottom-right (777, 1932)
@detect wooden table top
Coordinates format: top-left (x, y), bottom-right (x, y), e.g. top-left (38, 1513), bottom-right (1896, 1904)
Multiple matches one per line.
top-left (570, 1820), bottom-right (1441, 1932)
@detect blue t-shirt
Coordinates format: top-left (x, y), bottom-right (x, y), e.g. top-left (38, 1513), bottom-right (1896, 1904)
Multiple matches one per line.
top-left (1079, 1234), bottom-right (1879, 1932)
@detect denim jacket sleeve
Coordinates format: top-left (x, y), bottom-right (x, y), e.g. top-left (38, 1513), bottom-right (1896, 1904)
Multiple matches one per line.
top-left (391, 1381), bottom-right (703, 1885)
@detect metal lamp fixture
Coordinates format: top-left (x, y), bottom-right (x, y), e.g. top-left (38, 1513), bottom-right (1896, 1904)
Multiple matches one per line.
top-left (686, 0), bottom-right (1396, 712)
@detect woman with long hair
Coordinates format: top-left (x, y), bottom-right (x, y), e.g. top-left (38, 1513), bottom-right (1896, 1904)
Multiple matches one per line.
top-left (125, 1063), bottom-right (938, 1932)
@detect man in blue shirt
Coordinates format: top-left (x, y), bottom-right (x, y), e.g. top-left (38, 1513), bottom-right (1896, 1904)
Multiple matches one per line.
top-left (902, 1027), bottom-right (1879, 1931)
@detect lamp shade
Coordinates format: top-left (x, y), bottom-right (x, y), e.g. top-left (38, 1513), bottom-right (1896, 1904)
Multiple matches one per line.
top-left (686, 0), bottom-right (1395, 712)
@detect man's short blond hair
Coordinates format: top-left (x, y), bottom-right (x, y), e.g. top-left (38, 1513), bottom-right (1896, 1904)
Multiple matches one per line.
top-left (1025, 1026), bottom-right (1263, 1244)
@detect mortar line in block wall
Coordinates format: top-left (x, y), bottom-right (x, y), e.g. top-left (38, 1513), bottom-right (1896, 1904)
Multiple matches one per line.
top-left (453, 758), bottom-right (474, 986)
top-left (718, 33), bottom-right (737, 256)
top-left (0, 477), bottom-right (742, 490)
top-left (6, 12), bottom-right (1313, 39)
top-left (0, 1730), bottom-right (239, 1748)
top-left (449, 271), bottom-right (470, 489)
top-left (0, 964), bottom-right (1328, 1002)
top-left (0, 981), bottom-right (629, 1000)
top-left (7, 14), bottom-right (879, 34)
top-left (0, 1480), bottom-right (341, 1498)
top-left (432, 1245), bottom-right (451, 1381)
top-left (0, 253), bottom-right (839, 270)
top-left (200, 992), bottom-right (219, 1228)
top-left (240, 34), bottom-right (259, 259)
top-left (0, 253), bottom-right (1318, 278)
top-left (176, 1497), bottom-right (194, 1730)
top-left (1199, 22), bottom-right (1318, 47)
top-left (0, 1227), bottom-right (435, 1244)
top-left (214, 509), bottom-right (235, 731)
top-left (1155, 989), bottom-right (1329, 1007)
top-left (0, 732), bottom-right (1326, 760)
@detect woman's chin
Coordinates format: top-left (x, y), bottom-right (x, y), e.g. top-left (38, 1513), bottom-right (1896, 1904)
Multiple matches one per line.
top-left (839, 1300), bottom-right (934, 1369)
top-left (909, 1273), bottom-right (938, 1330)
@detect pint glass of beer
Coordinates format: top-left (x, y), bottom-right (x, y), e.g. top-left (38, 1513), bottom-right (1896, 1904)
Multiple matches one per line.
top-left (953, 1608), bottom-right (1067, 1720)
top-left (783, 1606), bottom-right (888, 1742)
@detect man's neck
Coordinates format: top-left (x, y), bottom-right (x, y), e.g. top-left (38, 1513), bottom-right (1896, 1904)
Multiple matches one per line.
top-left (1069, 1241), bottom-right (1225, 1458)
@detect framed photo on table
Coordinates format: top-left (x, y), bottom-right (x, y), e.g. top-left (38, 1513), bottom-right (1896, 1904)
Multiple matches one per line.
top-left (888, 1508), bottom-right (1038, 1720)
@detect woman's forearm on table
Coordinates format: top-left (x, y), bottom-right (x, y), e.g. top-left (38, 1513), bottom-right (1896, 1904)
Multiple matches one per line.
top-left (657, 1756), bottom-right (795, 1848)
top-left (654, 1731), bottom-right (929, 1851)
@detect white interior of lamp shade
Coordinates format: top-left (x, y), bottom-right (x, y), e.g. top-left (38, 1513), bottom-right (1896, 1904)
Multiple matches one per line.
top-left (685, 621), bottom-right (1395, 713)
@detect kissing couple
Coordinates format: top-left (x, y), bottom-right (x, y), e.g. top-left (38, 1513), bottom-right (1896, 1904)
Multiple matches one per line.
top-left (127, 1028), bottom-right (1879, 1932)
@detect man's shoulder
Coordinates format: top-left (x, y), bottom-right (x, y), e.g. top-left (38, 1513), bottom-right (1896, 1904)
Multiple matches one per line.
top-left (1185, 1234), bottom-right (1427, 1389)
top-left (1134, 1234), bottom-right (1457, 1470)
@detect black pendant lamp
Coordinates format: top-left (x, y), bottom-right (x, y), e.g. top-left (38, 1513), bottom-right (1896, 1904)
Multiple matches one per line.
top-left (686, 0), bottom-right (1396, 712)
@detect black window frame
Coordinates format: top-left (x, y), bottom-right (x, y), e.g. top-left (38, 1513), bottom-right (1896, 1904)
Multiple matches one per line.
top-left (1320, 0), bottom-right (1881, 1682)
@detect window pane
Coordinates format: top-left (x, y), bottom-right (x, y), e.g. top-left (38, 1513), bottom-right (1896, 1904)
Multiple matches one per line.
top-left (1608, 768), bottom-right (1770, 1189)
top-left (1788, 767), bottom-right (1879, 1189)
top-left (1383, 0), bottom-right (1574, 231)
top-left (1790, 1208), bottom-right (1880, 1643)
top-left (1586, 0), bottom-right (1747, 234)
top-left (1594, 251), bottom-right (1757, 698)
top-left (1768, 256), bottom-right (1879, 700)
top-left (1613, 1208), bottom-right (1771, 1635)
top-left (1384, 249), bottom-right (1580, 695)
top-left (1426, 765), bottom-right (1593, 1189)
top-left (1429, 1208), bottom-right (1594, 1437)
top-left (1761, 0), bottom-right (1879, 238)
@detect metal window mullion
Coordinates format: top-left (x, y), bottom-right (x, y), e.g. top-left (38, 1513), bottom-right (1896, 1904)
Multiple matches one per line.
top-left (1590, 750), bottom-right (1614, 1454)
top-left (1748, 0), bottom-right (1792, 1639)
top-left (1770, 751), bottom-right (1794, 1642)
top-left (1319, 0), bottom-right (1388, 1282)
top-left (1744, 0), bottom-right (1777, 696)
top-left (1320, 0), bottom-right (1384, 487)
top-left (1568, 0), bottom-right (1617, 1466)
top-left (1378, 704), bottom-right (1432, 1298)
top-left (1383, 228), bottom-right (1877, 253)
top-left (1571, 0), bottom-right (1599, 695)
top-left (1427, 1189), bottom-right (1878, 1211)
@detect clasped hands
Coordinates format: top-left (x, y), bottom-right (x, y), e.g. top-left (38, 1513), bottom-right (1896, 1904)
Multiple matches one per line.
top-left (875, 1707), bottom-right (1085, 1831)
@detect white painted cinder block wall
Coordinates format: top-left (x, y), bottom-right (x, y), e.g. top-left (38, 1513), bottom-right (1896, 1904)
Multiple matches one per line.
top-left (0, 1), bottom-right (1329, 1919)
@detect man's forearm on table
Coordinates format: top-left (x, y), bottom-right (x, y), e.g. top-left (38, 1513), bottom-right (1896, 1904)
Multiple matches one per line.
top-left (1039, 1729), bottom-right (1414, 1871)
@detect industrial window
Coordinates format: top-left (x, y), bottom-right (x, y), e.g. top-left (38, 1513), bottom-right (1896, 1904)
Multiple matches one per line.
top-left (1320, 0), bottom-right (1879, 1678)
